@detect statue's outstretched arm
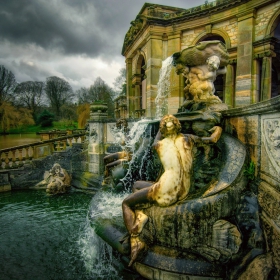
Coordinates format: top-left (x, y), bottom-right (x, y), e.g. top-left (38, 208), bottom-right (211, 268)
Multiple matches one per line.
top-left (152, 130), bottom-right (162, 149)
top-left (201, 126), bottom-right (222, 144)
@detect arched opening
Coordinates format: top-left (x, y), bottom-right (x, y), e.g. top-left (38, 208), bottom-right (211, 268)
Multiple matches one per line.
top-left (272, 60), bottom-right (280, 98)
top-left (135, 55), bottom-right (147, 118)
top-left (271, 16), bottom-right (280, 98)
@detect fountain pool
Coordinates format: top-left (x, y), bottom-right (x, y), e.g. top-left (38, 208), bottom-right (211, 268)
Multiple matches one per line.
top-left (0, 189), bottom-right (143, 280)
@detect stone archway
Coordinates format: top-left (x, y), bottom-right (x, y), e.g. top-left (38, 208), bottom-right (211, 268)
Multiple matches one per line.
top-left (263, 11), bottom-right (280, 99)
top-left (271, 17), bottom-right (280, 98)
top-left (134, 54), bottom-right (147, 118)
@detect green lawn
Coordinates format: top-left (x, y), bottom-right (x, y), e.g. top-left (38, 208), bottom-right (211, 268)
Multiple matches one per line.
top-left (0, 121), bottom-right (78, 134)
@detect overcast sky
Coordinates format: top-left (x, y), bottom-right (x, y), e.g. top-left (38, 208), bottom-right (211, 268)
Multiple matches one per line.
top-left (0, 0), bottom-right (206, 91)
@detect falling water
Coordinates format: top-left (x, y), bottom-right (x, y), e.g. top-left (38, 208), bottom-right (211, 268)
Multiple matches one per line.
top-left (78, 191), bottom-right (128, 279)
top-left (120, 119), bottom-right (160, 189)
top-left (155, 56), bottom-right (174, 119)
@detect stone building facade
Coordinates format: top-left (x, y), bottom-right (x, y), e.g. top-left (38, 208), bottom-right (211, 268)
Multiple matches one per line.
top-left (121, 0), bottom-right (280, 118)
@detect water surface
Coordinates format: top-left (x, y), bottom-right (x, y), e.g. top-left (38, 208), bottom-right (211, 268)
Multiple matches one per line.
top-left (0, 190), bottom-right (93, 280)
top-left (0, 134), bottom-right (41, 149)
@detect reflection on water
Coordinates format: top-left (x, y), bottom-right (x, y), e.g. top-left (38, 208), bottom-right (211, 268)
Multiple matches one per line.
top-left (0, 190), bottom-right (93, 280)
top-left (0, 134), bottom-right (41, 149)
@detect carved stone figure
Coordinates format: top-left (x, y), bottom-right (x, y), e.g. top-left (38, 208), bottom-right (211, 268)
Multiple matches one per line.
top-left (122, 115), bottom-right (222, 266)
top-left (37, 163), bottom-right (71, 194)
top-left (103, 119), bottom-right (130, 187)
top-left (173, 40), bottom-right (229, 110)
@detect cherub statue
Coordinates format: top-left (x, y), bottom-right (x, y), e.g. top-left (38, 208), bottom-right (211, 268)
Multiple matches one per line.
top-left (172, 40), bottom-right (229, 110)
top-left (43, 163), bottom-right (71, 194)
top-left (122, 115), bottom-right (222, 266)
top-left (182, 55), bottom-right (226, 102)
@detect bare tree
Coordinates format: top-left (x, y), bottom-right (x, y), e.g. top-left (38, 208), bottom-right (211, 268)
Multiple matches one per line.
top-left (113, 67), bottom-right (126, 98)
top-left (0, 65), bottom-right (17, 105)
top-left (14, 81), bottom-right (45, 119)
top-left (45, 76), bottom-right (73, 118)
top-left (76, 77), bottom-right (115, 117)
top-left (76, 87), bottom-right (90, 104)
top-left (88, 77), bottom-right (115, 117)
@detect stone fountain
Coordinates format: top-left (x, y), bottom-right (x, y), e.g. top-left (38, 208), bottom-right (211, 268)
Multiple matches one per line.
top-left (91, 41), bottom-right (264, 279)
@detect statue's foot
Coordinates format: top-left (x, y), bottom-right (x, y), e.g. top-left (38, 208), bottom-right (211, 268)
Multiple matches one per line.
top-left (129, 236), bottom-right (147, 267)
top-left (119, 233), bottom-right (130, 255)
top-left (131, 210), bottom-right (148, 235)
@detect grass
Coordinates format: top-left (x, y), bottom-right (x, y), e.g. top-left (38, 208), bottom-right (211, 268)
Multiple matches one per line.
top-left (0, 121), bottom-right (78, 134)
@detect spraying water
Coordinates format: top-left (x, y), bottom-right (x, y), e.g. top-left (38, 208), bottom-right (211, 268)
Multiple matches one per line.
top-left (155, 56), bottom-right (174, 119)
top-left (120, 119), bottom-right (160, 189)
top-left (78, 191), bottom-right (128, 279)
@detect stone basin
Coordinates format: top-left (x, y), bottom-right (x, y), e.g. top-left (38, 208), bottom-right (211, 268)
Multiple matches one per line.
top-left (93, 133), bottom-right (248, 279)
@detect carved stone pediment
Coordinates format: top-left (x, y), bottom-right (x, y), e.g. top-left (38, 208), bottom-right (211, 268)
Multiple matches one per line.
top-left (262, 116), bottom-right (280, 175)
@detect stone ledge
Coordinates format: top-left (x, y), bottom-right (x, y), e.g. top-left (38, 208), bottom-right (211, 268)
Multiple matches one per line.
top-left (223, 95), bottom-right (280, 117)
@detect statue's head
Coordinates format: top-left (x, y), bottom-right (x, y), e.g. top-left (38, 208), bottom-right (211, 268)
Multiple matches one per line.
top-left (51, 163), bottom-right (62, 174)
top-left (160, 115), bottom-right (181, 137)
top-left (206, 55), bottom-right (220, 71)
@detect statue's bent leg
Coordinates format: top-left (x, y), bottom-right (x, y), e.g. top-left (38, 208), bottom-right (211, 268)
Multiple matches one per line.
top-left (122, 187), bottom-right (152, 266)
top-left (133, 181), bottom-right (153, 193)
top-left (122, 187), bottom-right (152, 235)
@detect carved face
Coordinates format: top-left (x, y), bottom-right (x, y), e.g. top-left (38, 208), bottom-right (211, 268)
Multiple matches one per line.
top-left (207, 55), bottom-right (220, 71)
top-left (160, 115), bottom-right (181, 137)
top-left (51, 163), bottom-right (61, 174)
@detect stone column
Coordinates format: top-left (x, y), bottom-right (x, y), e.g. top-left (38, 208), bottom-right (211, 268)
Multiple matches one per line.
top-left (88, 103), bottom-right (108, 176)
top-left (235, 11), bottom-right (255, 106)
top-left (131, 74), bottom-right (142, 117)
top-left (126, 58), bottom-right (133, 118)
top-left (167, 33), bottom-right (183, 115)
top-left (261, 55), bottom-right (272, 101)
top-left (251, 57), bottom-right (260, 103)
top-left (225, 61), bottom-right (236, 108)
top-left (145, 30), bottom-right (163, 118)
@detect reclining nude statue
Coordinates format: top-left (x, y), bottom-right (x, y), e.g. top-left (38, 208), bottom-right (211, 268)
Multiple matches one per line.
top-left (36, 163), bottom-right (71, 194)
top-left (122, 114), bottom-right (222, 266)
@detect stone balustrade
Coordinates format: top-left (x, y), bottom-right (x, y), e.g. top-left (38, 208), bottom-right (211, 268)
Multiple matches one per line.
top-left (37, 129), bottom-right (85, 141)
top-left (0, 133), bottom-right (86, 170)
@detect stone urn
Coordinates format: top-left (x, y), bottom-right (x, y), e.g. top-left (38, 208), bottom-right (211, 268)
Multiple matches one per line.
top-left (90, 102), bottom-right (108, 120)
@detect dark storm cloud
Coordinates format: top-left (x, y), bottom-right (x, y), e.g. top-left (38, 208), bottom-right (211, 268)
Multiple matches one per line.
top-left (0, 0), bottom-right (206, 89)
top-left (0, 0), bottom-right (140, 58)
top-left (0, 0), bottom-right (204, 58)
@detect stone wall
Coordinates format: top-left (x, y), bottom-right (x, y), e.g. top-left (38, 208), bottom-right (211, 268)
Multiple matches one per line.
top-left (223, 95), bottom-right (280, 277)
top-left (0, 143), bottom-right (99, 192)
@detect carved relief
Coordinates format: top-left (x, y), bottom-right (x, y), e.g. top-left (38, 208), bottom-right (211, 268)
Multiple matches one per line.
top-left (89, 124), bottom-right (98, 143)
top-left (262, 117), bottom-right (280, 175)
top-left (261, 215), bottom-right (280, 277)
top-left (258, 184), bottom-right (280, 228)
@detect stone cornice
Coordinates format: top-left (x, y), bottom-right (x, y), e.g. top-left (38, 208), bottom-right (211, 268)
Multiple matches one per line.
top-left (122, 0), bottom-right (249, 55)
top-left (253, 37), bottom-right (280, 48)
top-left (222, 95), bottom-right (280, 117)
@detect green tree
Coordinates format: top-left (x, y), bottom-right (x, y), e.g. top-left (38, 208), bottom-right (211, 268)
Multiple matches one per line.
top-left (37, 110), bottom-right (54, 127)
top-left (0, 102), bottom-right (34, 133)
top-left (45, 76), bottom-right (73, 118)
